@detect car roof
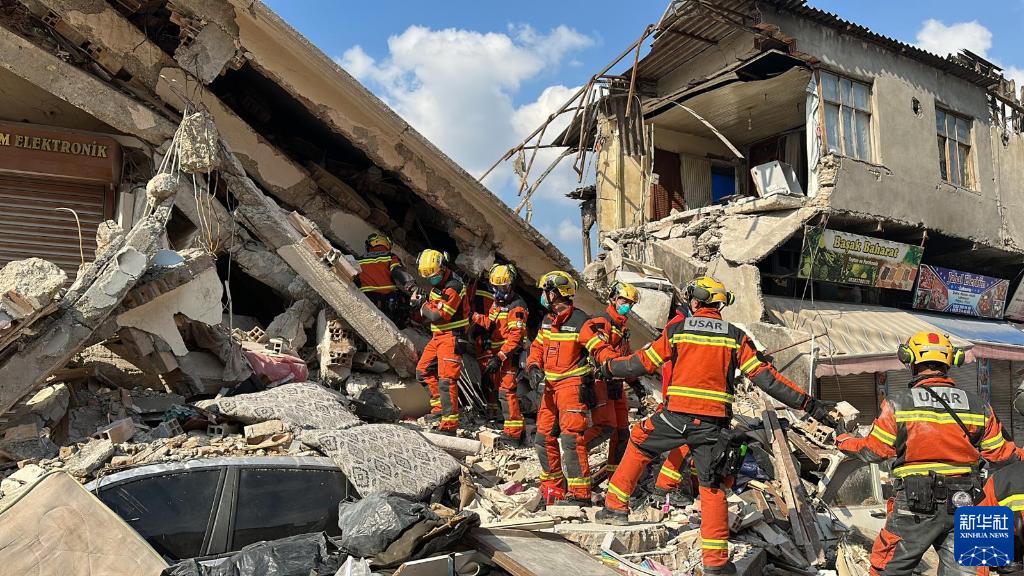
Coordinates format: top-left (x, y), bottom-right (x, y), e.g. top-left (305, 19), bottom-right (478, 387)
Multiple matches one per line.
top-left (84, 455), bottom-right (340, 492)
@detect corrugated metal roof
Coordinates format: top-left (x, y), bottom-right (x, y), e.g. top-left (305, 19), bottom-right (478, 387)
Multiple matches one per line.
top-left (768, 0), bottom-right (996, 88)
top-left (634, 0), bottom-right (998, 88)
top-left (912, 313), bottom-right (1024, 349)
top-left (636, 0), bottom-right (752, 80)
top-left (764, 296), bottom-right (973, 358)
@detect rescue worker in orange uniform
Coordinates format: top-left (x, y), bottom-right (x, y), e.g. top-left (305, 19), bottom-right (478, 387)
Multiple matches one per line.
top-left (593, 276), bottom-right (833, 575)
top-left (976, 458), bottom-right (1024, 575)
top-left (356, 234), bottom-right (415, 327)
top-left (471, 275), bottom-right (499, 418)
top-left (413, 249), bottom-right (468, 434)
top-left (836, 331), bottom-right (1017, 576)
top-left (528, 271), bottom-right (621, 505)
top-left (472, 264), bottom-right (529, 442)
top-left (583, 282), bottom-right (642, 476)
top-left (651, 306), bottom-right (692, 500)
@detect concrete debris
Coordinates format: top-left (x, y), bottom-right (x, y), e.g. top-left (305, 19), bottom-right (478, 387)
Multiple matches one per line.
top-left (63, 438), bottom-right (114, 477)
top-left (0, 257), bottom-right (65, 323)
top-left (0, 3), bottom-right (917, 572)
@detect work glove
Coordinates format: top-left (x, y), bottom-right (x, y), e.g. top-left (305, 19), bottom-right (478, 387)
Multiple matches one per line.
top-left (804, 397), bottom-right (839, 429)
top-left (484, 356), bottom-right (502, 375)
top-left (595, 360), bottom-right (614, 382)
top-left (528, 366), bottom-right (545, 390)
top-left (579, 380), bottom-right (597, 409)
top-left (835, 433), bottom-right (854, 449)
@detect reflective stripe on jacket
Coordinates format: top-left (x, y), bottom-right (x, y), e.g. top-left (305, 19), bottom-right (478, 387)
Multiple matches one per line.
top-left (526, 305), bottom-right (618, 389)
top-left (838, 375), bottom-right (1015, 476)
top-left (607, 307), bottom-right (808, 418)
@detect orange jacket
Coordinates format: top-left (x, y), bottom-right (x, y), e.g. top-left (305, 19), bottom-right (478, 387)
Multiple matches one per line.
top-left (980, 458), bottom-right (1024, 510)
top-left (594, 304), bottom-right (636, 387)
top-left (607, 307), bottom-right (808, 418)
top-left (837, 375), bottom-right (1015, 478)
top-left (527, 304), bottom-right (618, 390)
top-left (472, 296), bottom-right (528, 360)
top-left (420, 272), bottom-right (468, 333)
top-left (357, 250), bottom-right (404, 294)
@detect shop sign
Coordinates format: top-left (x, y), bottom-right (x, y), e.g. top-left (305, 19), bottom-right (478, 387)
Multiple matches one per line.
top-left (797, 227), bottom-right (924, 291)
top-left (913, 265), bottom-right (1008, 318)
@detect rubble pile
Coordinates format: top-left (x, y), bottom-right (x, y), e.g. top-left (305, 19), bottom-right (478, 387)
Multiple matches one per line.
top-left (0, 94), bottom-right (881, 576)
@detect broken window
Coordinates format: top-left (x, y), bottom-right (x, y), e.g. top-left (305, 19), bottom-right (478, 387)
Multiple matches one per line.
top-left (819, 71), bottom-right (872, 161)
top-left (936, 108), bottom-right (974, 188)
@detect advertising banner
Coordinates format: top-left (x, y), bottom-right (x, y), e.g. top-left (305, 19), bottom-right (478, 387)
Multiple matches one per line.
top-left (913, 265), bottom-right (1008, 318)
top-left (797, 227), bottom-right (924, 291)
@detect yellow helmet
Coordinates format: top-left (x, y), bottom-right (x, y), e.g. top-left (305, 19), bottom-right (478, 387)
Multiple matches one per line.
top-left (488, 263), bottom-right (516, 288)
top-left (365, 233), bottom-right (392, 251)
top-left (538, 270), bottom-right (577, 298)
top-left (416, 249), bottom-right (448, 278)
top-left (897, 331), bottom-right (965, 367)
top-left (609, 281), bottom-right (640, 303)
top-left (685, 276), bottom-right (734, 307)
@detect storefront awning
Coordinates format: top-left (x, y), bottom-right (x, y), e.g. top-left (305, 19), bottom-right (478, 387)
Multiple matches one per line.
top-left (763, 297), bottom-right (974, 377)
top-left (910, 313), bottom-right (1024, 361)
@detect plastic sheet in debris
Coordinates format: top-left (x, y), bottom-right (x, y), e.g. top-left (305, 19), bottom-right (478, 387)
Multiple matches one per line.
top-left (161, 532), bottom-right (344, 576)
top-left (335, 493), bottom-right (428, 558)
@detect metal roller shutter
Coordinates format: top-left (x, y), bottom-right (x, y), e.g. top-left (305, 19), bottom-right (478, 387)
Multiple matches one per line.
top-left (948, 363), bottom-right (979, 394)
top-left (819, 373), bottom-right (877, 425)
top-left (1012, 362), bottom-right (1024, 442)
top-left (0, 173), bottom-right (110, 280)
top-left (987, 360), bottom-right (1014, 437)
top-left (883, 369), bottom-right (914, 393)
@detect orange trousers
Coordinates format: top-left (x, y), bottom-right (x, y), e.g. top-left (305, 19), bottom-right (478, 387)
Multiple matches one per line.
top-left (415, 331), bottom-right (462, 432)
top-left (535, 381), bottom-right (592, 501)
top-left (483, 355), bottom-right (523, 439)
top-left (605, 409), bottom-right (730, 567)
top-left (584, 381), bottom-right (629, 474)
top-left (655, 445), bottom-right (693, 492)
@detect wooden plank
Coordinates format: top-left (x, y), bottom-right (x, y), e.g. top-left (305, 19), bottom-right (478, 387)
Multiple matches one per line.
top-left (759, 393), bottom-right (824, 566)
top-left (479, 516), bottom-right (555, 530)
top-left (468, 528), bottom-right (619, 576)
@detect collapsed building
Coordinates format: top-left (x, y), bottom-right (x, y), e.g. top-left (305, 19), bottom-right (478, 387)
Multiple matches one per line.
top-left (548, 0), bottom-right (1024, 437)
top-left (0, 0), bottom-right (651, 413)
top-left (0, 0), bottom-right (1019, 574)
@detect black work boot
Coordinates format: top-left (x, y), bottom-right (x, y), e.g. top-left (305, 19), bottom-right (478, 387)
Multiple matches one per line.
top-left (651, 487), bottom-right (693, 509)
top-left (594, 507), bottom-right (630, 526)
top-left (552, 496), bottom-right (591, 507)
top-left (703, 562), bottom-right (737, 575)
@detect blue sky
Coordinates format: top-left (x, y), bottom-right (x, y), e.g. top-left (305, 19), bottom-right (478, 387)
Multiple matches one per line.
top-left (265, 0), bottom-right (1023, 268)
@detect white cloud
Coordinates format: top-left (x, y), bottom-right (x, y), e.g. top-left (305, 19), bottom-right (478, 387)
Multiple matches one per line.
top-left (554, 218), bottom-right (582, 244)
top-left (914, 19), bottom-right (1024, 101)
top-left (915, 19), bottom-right (992, 57)
top-left (337, 24), bottom-right (592, 184)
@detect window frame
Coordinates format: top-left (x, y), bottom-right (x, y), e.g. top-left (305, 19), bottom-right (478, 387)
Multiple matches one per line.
top-left (817, 70), bottom-right (874, 162)
top-left (935, 106), bottom-right (976, 190)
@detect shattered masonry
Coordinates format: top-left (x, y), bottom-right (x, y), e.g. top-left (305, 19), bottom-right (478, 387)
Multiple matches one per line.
top-left (0, 1), bottom-right (1019, 576)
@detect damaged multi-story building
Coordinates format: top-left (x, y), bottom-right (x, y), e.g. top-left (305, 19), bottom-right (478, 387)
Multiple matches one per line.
top-left (0, 0), bottom-right (645, 416)
top-left (572, 0), bottom-right (1024, 436)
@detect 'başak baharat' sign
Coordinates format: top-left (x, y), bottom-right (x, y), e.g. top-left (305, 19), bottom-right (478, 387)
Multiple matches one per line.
top-left (798, 227), bottom-right (924, 291)
top-left (913, 265), bottom-right (1009, 318)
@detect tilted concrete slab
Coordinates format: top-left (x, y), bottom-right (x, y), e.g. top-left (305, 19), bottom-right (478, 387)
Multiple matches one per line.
top-left (219, 143), bottom-right (419, 377)
top-left (718, 206), bottom-right (819, 265)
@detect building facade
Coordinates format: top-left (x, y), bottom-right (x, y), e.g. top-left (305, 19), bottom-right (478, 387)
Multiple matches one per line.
top-left (586, 0), bottom-right (1024, 434)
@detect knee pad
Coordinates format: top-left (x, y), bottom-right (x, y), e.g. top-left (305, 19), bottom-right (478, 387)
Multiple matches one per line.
top-left (415, 370), bottom-right (427, 384)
